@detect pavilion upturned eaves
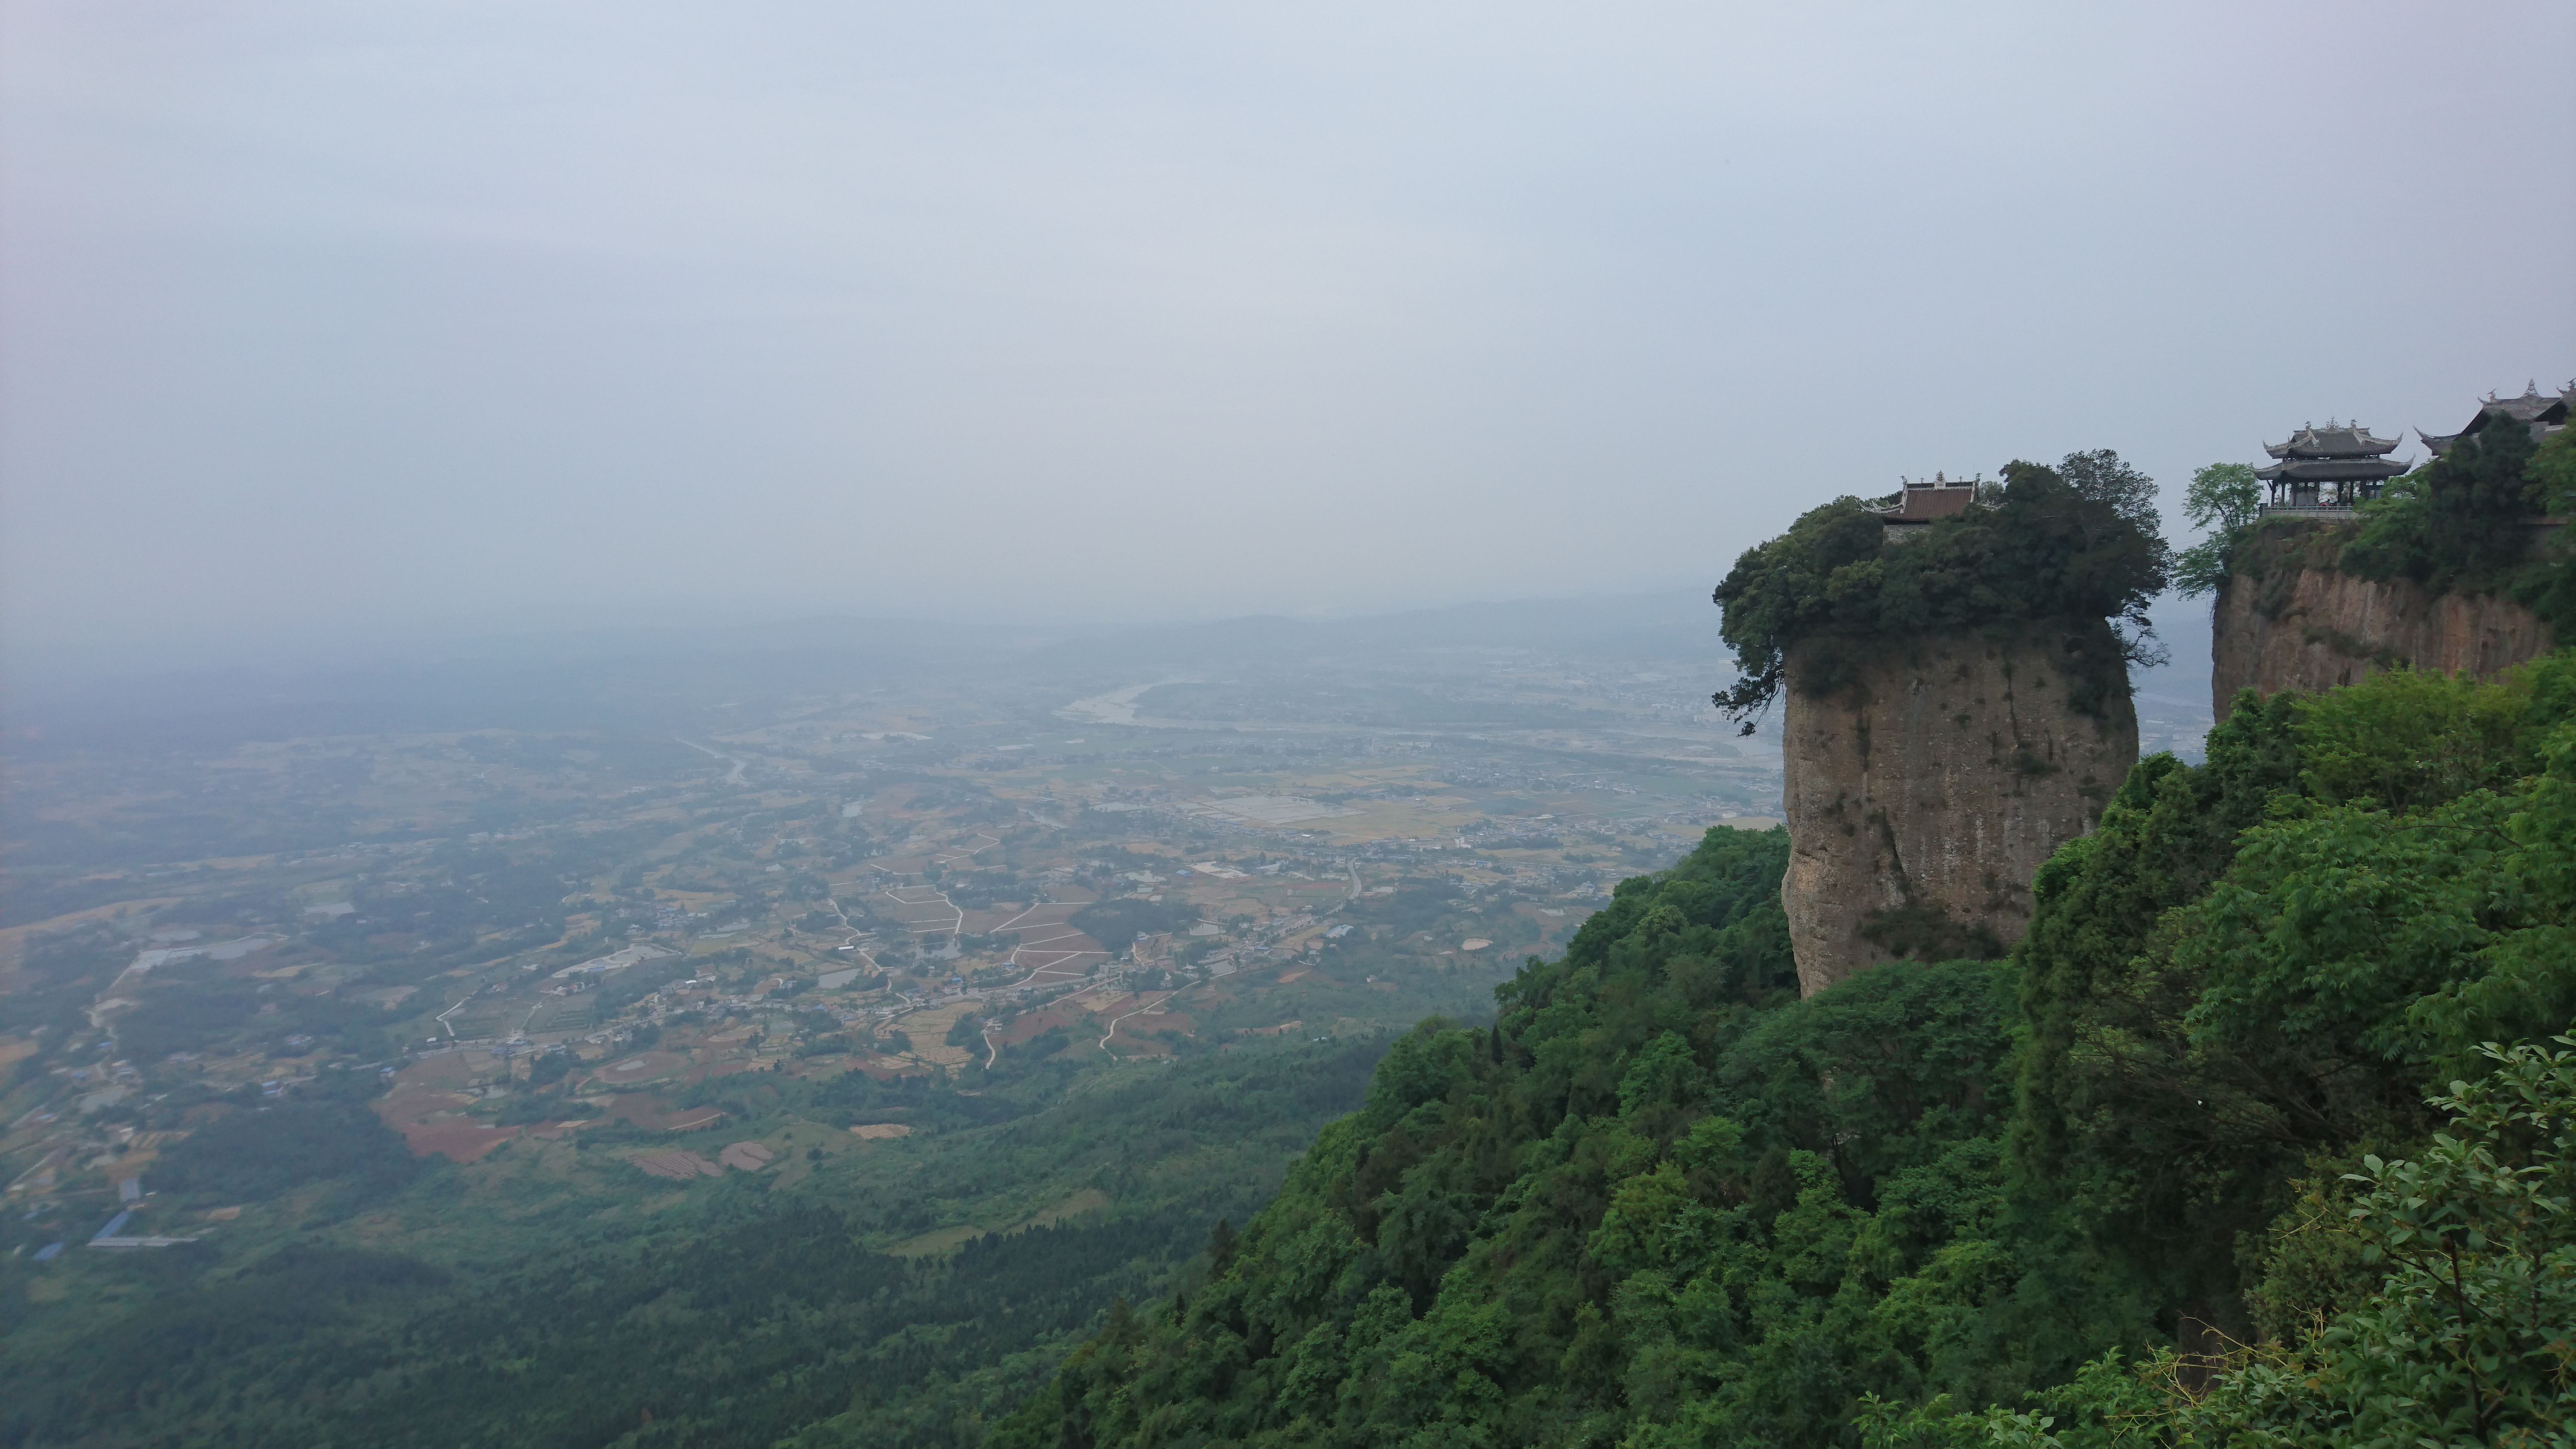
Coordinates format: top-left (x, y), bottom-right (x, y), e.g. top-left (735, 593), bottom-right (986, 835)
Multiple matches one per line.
top-left (2418, 380), bottom-right (2574, 459)
top-left (2255, 419), bottom-right (2408, 510)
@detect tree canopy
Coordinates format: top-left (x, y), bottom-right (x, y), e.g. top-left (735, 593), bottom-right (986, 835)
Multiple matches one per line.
top-left (1712, 452), bottom-right (2171, 732)
top-left (2172, 461), bottom-right (2260, 599)
top-left (2341, 416), bottom-right (2548, 595)
top-left (995, 648), bottom-right (2576, 1449)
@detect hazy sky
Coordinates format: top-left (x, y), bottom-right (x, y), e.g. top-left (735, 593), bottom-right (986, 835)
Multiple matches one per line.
top-left (4, 2), bottom-right (2571, 675)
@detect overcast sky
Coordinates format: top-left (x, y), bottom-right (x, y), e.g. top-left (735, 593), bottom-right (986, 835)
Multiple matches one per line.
top-left (4, 2), bottom-right (2570, 678)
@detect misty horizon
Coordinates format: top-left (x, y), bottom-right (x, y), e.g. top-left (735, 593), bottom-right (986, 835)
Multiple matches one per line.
top-left (4, 2), bottom-right (2570, 682)
top-left (5, 10), bottom-right (2565, 1430)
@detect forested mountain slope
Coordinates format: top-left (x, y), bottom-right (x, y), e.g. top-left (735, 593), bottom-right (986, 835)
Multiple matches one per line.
top-left (995, 652), bottom-right (2576, 1448)
top-left (0, 1038), bottom-right (1387, 1449)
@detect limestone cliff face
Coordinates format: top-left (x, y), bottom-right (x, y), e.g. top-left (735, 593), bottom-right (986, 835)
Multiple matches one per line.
top-left (1779, 631), bottom-right (2136, 997)
top-left (2209, 522), bottom-right (2555, 721)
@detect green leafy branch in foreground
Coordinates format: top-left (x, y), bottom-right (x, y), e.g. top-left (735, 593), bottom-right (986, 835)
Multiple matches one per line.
top-left (1859, 1031), bottom-right (2576, 1449)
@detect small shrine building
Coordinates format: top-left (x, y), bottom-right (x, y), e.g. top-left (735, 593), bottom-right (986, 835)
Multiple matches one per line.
top-left (1872, 473), bottom-right (1981, 542)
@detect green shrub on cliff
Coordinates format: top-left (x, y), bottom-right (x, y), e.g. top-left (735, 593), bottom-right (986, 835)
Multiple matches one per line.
top-left (2513, 426), bottom-right (2576, 639)
top-left (2533, 424), bottom-right (2576, 516)
top-left (1711, 452), bottom-right (2171, 731)
top-left (1861, 1034), bottom-right (2576, 1449)
top-left (995, 652), bottom-right (2576, 1449)
top-left (2171, 461), bottom-right (2260, 599)
top-left (2341, 415), bottom-right (2545, 594)
top-left (988, 827), bottom-right (2058, 1449)
top-left (2011, 652), bottom-right (2576, 1334)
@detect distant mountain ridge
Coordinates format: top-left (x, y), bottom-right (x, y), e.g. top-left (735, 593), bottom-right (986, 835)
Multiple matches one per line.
top-left (6, 591), bottom-right (1730, 751)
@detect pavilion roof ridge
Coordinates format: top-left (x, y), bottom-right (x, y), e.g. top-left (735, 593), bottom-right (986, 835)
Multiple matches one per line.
top-left (2262, 421), bottom-right (2403, 459)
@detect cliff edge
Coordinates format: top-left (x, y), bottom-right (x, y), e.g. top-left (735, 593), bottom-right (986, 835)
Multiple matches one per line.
top-left (2210, 520), bottom-right (2556, 721)
top-left (1780, 630), bottom-right (2136, 996)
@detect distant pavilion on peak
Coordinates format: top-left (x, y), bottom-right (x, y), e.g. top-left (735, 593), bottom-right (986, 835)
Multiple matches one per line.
top-left (1871, 472), bottom-right (1984, 543)
top-left (2418, 380), bottom-right (2573, 459)
top-left (2255, 420), bottom-right (2407, 514)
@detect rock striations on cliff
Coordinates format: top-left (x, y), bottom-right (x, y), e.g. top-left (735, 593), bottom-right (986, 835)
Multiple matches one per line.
top-left (2210, 520), bottom-right (2557, 721)
top-left (1779, 630), bottom-right (2136, 996)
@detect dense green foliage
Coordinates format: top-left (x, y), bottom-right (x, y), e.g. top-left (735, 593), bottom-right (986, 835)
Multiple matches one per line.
top-left (8, 1206), bottom-right (1187, 1449)
top-left (152, 1097), bottom-right (428, 1211)
top-left (1073, 898), bottom-right (1208, 953)
top-left (1861, 1034), bottom-right (2576, 1447)
top-left (2171, 462), bottom-right (2260, 599)
top-left (2536, 426), bottom-right (2576, 518)
top-left (2342, 419), bottom-right (2548, 596)
top-left (2515, 427), bottom-right (2576, 640)
top-left (997, 654), bottom-right (2576, 1448)
top-left (0, 1038), bottom-right (1384, 1449)
top-left (2007, 656), bottom-right (2576, 1380)
top-left (1711, 452), bottom-right (2171, 729)
top-left (991, 827), bottom-right (2046, 1447)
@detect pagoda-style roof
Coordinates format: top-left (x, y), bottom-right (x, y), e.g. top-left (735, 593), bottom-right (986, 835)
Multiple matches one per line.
top-left (2255, 419), bottom-right (2407, 484)
top-left (1870, 474), bottom-right (1982, 531)
top-left (2256, 455), bottom-right (2411, 483)
top-left (2420, 381), bottom-right (2575, 458)
top-left (1884, 485), bottom-right (1977, 522)
top-left (2263, 422), bottom-right (2402, 460)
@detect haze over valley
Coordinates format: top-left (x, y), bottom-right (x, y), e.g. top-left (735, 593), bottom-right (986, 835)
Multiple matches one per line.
top-left (2, 4), bottom-right (2570, 1446)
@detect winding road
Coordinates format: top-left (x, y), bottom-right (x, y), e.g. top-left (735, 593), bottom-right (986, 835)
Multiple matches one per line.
top-left (676, 737), bottom-right (750, 786)
top-left (1098, 992), bottom-right (1172, 1054)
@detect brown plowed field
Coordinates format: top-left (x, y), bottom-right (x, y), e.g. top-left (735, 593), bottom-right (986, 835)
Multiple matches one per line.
top-left (1011, 942), bottom-right (1105, 974)
top-left (374, 1056), bottom-right (526, 1162)
top-left (587, 1049), bottom-right (690, 1090)
top-left (996, 1007), bottom-right (1083, 1046)
top-left (630, 1150), bottom-right (723, 1180)
top-left (601, 1093), bottom-right (728, 1133)
top-left (893, 1001), bottom-right (979, 1068)
top-left (399, 1121), bottom-right (519, 1162)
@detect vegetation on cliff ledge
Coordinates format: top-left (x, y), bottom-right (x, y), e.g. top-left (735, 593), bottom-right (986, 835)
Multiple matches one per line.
top-left (2188, 422), bottom-right (2576, 639)
top-left (1709, 452), bottom-right (2171, 732)
top-left (2343, 419), bottom-right (2572, 597)
top-left (994, 651), bottom-right (2576, 1449)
